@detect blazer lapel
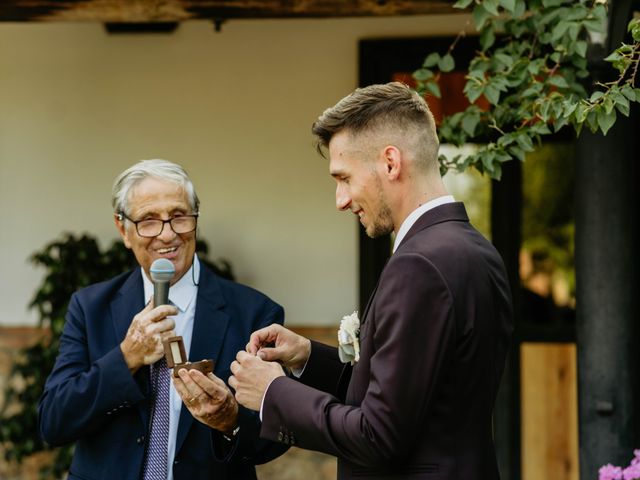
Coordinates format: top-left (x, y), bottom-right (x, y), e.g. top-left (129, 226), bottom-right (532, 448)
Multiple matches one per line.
top-left (109, 269), bottom-right (150, 426)
top-left (174, 267), bottom-right (230, 454)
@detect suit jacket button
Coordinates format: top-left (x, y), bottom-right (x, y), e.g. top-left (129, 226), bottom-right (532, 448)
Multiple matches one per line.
top-left (290, 434), bottom-right (296, 445)
top-left (277, 432), bottom-right (284, 442)
top-left (137, 436), bottom-right (145, 444)
top-left (283, 434), bottom-right (289, 444)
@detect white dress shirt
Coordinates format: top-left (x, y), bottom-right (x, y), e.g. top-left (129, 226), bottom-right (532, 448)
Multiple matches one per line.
top-left (142, 256), bottom-right (200, 480)
top-left (393, 195), bottom-right (455, 253)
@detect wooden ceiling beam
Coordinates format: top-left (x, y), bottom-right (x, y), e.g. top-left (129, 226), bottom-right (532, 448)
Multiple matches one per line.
top-left (0, 1), bottom-right (458, 23)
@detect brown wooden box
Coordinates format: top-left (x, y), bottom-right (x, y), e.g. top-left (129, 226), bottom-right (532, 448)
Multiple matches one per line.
top-left (162, 336), bottom-right (214, 378)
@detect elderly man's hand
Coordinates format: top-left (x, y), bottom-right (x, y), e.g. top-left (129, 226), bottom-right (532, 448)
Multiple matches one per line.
top-left (229, 351), bottom-right (285, 412)
top-left (120, 300), bottom-right (177, 374)
top-left (245, 324), bottom-right (311, 371)
top-left (173, 369), bottom-right (239, 435)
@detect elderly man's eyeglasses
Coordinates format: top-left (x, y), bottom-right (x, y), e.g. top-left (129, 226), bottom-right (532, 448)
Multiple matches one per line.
top-left (118, 212), bottom-right (198, 238)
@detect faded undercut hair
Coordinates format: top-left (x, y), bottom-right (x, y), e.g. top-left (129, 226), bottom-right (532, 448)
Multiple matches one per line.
top-left (311, 82), bottom-right (440, 172)
top-left (112, 159), bottom-right (200, 215)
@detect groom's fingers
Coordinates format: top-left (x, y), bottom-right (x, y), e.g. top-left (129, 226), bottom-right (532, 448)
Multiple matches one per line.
top-left (256, 347), bottom-right (279, 362)
top-left (247, 325), bottom-right (280, 354)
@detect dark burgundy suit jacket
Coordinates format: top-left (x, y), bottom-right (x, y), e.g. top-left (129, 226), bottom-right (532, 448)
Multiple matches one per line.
top-left (261, 203), bottom-right (513, 479)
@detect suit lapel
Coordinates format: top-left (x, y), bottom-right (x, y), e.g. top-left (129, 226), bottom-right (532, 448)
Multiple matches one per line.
top-left (175, 266), bottom-right (230, 454)
top-left (396, 202), bottom-right (469, 252)
top-left (109, 269), bottom-right (150, 426)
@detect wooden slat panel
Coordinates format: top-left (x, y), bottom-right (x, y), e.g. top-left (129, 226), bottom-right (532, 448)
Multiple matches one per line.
top-left (521, 342), bottom-right (579, 480)
top-left (0, 0), bottom-right (457, 23)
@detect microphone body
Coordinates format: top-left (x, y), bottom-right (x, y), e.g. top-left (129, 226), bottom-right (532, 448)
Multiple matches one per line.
top-left (150, 258), bottom-right (176, 306)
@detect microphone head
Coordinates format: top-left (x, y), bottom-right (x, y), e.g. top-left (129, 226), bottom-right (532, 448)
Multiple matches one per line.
top-left (150, 258), bottom-right (176, 283)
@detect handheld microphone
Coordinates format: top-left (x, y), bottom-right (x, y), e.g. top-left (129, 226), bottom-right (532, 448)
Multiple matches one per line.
top-left (150, 258), bottom-right (176, 306)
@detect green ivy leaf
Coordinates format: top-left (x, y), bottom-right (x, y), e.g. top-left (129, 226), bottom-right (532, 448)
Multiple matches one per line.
top-left (628, 18), bottom-right (640, 42)
top-left (453, 0), bottom-right (474, 8)
top-left (473, 4), bottom-right (492, 30)
top-left (516, 133), bottom-right (534, 152)
top-left (499, 0), bottom-right (516, 13)
top-left (551, 21), bottom-right (571, 42)
top-left (480, 27), bottom-right (496, 51)
top-left (462, 111), bottom-right (481, 136)
top-left (514, 0), bottom-right (526, 18)
top-left (575, 41), bottom-right (587, 58)
top-left (495, 53), bottom-right (514, 68)
top-left (413, 68), bottom-right (434, 81)
top-left (604, 51), bottom-right (622, 62)
top-left (589, 91), bottom-right (605, 102)
top-left (553, 115), bottom-right (569, 132)
top-left (483, 0), bottom-right (500, 16)
top-left (439, 54), bottom-right (455, 72)
top-left (621, 84), bottom-right (636, 101)
top-left (426, 81), bottom-right (442, 98)
top-left (597, 108), bottom-right (616, 135)
top-left (423, 52), bottom-right (440, 68)
top-left (586, 110), bottom-right (599, 133)
top-left (548, 75), bottom-right (569, 89)
top-left (484, 84), bottom-right (501, 105)
top-left (464, 81), bottom-right (485, 103)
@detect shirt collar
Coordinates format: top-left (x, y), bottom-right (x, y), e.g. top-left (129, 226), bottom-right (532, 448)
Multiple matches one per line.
top-left (142, 255), bottom-right (200, 312)
top-left (393, 195), bottom-right (455, 253)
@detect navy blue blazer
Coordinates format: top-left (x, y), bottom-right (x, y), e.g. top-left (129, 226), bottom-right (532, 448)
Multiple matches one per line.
top-left (39, 263), bottom-right (287, 480)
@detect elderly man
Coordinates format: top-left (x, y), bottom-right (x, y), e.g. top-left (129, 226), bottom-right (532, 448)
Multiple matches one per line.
top-left (227, 83), bottom-right (513, 479)
top-left (39, 159), bottom-right (287, 480)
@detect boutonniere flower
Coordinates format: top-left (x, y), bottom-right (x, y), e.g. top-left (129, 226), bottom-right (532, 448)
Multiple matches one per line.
top-left (338, 311), bottom-right (360, 365)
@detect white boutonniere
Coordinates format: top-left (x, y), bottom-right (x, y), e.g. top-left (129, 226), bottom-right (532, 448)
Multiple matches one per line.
top-left (338, 311), bottom-right (360, 365)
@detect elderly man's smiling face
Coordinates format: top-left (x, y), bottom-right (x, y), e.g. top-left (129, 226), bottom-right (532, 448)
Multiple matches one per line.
top-left (116, 177), bottom-right (196, 284)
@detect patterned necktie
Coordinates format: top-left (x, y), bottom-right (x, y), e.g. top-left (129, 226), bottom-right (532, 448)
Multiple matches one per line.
top-left (142, 357), bottom-right (170, 480)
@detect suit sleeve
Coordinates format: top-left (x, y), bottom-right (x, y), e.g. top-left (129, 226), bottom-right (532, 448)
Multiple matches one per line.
top-left (38, 293), bottom-right (146, 446)
top-left (260, 254), bottom-right (454, 467)
top-left (211, 300), bottom-right (290, 465)
top-left (297, 340), bottom-right (345, 396)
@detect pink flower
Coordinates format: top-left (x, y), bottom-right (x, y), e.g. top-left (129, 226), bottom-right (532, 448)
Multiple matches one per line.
top-left (623, 463), bottom-right (640, 480)
top-left (600, 464), bottom-right (623, 480)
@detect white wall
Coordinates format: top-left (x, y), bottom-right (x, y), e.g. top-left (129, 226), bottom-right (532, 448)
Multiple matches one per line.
top-left (0, 14), bottom-right (469, 327)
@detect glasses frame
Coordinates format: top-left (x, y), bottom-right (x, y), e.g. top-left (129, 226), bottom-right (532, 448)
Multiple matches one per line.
top-left (118, 212), bottom-right (199, 238)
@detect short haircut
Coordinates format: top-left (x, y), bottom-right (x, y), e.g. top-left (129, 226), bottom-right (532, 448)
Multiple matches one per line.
top-left (311, 82), bottom-right (439, 170)
top-left (112, 159), bottom-right (199, 215)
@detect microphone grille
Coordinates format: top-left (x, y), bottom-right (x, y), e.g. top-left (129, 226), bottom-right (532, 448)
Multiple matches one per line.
top-left (150, 258), bottom-right (176, 283)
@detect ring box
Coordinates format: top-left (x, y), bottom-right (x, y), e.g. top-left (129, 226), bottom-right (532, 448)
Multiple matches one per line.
top-left (162, 336), bottom-right (214, 378)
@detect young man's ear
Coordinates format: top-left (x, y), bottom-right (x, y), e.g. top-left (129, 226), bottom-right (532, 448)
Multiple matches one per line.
top-left (382, 145), bottom-right (402, 180)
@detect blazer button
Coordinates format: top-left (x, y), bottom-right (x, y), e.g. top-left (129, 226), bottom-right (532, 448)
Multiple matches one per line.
top-left (136, 435), bottom-right (145, 444)
top-left (283, 434), bottom-right (289, 444)
top-left (277, 431), bottom-right (284, 442)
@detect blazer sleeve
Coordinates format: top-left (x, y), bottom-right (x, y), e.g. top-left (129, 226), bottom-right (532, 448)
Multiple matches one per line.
top-left (260, 253), bottom-right (455, 467)
top-left (38, 293), bottom-right (146, 446)
top-left (211, 300), bottom-right (290, 465)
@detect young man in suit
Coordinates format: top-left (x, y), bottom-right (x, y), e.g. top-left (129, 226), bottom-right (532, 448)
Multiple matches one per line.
top-left (38, 159), bottom-right (287, 479)
top-left (226, 82), bottom-right (514, 479)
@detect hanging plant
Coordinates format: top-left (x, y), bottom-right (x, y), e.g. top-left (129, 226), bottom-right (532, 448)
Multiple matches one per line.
top-left (413, 0), bottom-right (640, 179)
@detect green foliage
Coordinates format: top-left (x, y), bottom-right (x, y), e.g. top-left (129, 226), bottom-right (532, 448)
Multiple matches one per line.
top-left (414, 0), bottom-right (640, 179)
top-left (0, 233), bottom-right (232, 477)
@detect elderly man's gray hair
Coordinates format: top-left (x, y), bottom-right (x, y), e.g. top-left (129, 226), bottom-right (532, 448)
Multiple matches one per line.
top-left (112, 159), bottom-right (200, 215)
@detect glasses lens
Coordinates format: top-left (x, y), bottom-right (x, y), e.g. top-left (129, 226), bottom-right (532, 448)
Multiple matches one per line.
top-left (171, 216), bottom-right (197, 234)
top-left (137, 220), bottom-right (163, 237)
